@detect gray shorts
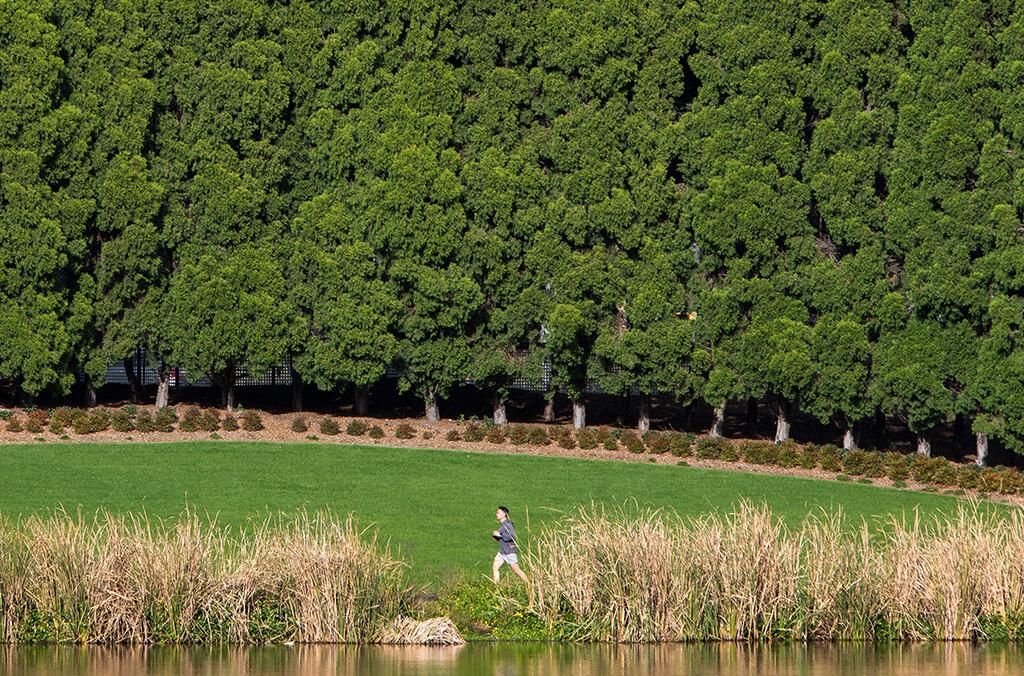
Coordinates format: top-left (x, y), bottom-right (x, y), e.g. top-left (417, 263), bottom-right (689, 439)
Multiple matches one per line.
top-left (495, 552), bottom-right (519, 566)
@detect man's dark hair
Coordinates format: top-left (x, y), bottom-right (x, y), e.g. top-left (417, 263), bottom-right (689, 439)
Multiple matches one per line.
top-left (498, 505), bottom-right (509, 516)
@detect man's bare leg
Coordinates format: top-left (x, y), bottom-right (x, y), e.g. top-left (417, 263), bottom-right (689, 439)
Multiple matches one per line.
top-left (492, 557), bottom-right (502, 583)
top-left (509, 562), bottom-right (529, 585)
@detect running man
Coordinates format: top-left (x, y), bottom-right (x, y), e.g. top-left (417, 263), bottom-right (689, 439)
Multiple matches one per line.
top-left (492, 505), bottom-right (529, 584)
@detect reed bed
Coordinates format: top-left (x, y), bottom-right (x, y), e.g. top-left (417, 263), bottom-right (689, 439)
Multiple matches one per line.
top-left (523, 502), bottom-right (1024, 642)
top-left (0, 509), bottom-right (409, 644)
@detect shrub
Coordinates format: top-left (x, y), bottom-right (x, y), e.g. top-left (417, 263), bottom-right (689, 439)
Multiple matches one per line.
top-left (122, 404), bottom-right (137, 417)
top-left (603, 436), bottom-right (619, 451)
top-left (843, 450), bottom-right (884, 477)
top-left (527, 426), bottom-right (549, 446)
top-left (775, 441), bottom-right (801, 468)
top-left (957, 464), bottom-right (979, 490)
top-left (155, 406), bottom-right (177, 429)
top-left (179, 407), bottom-right (202, 432)
top-left (111, 409), bottom-right (135, 433)
top-left (291, 418), bottom-right (308, 433)
top-left (645, 432), bottom-right (671, 455)
top-left (740, 441), bottom-right (774, 466)
top-left (977, 468), bottom-right (1006, 493)
top-left (135, 411), bottom-right (155, 433)
top-left (24, 414), bottom-right (46, 434)
top-left (620, 431), bottom-right (645, 454)
top-left (695, 437), bottom-right (730, 460)
top-left (667, 432), bottom-right (693, 457)
top-left (6, 417), bottom-right (22, 432)
top-left (883, 452), bottom-right (910, 482)
top-left (73, 410), bottom-right (111, 435)
top-left (241, 410), bottom-right (263, 431)
top-left (557, 432), bottom-right (577, 450)
top-left (0, 409), bottom-right (10, 421)
top-left (484, 426), bottom-right (505, 444)
top-left (931, 459), bottom-right (959, 487)
top-left (346, 419), bottom-right (369, 436)
top-left (48, 420), bottom-right (65, 435)
top-left (719, 442), bottom-right (739, 462)
top-left (818, 445), bottom-right (843, 472)
top-left (576, 428), bottom-right (598, 450)
top-left (422, 431), bottom-right (433, 441)
top-left (996, 468), bottom-right (1024, 495)
top-left (444, 429), bottom-right (461, 442)
top-left (222, 414), bottom-right (240, 431)
top-left (797, 445), bottom-right (819, 469)
top-left (47, 407), bottom-right (74, 427)
top-left (319, 418), bottom-right (340, 436)
top-left (396, 423), bottom-right (417, 440)
top-left (369, 425), bottom-right (385, 440)
top-left (910, 456), bottom-right (951, 484)
top-left (198, 411), bottom-right (221, 432)
top-left (508, 425), bottom-right (530, 445)
top-left (463, 423), bottom-right (485, 442)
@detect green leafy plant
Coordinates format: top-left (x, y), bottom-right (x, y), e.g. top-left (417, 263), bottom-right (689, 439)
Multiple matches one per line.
top-left (290, 418), bottom-right (308, 433)
top-left (319, 418), bottom-right (340, 436)
top-left (463, 423), bottom-right (485, 442)
top-left (508, 425), bottom-right (529, 445)
top-left (346, 419), bottom-right (369, 436)
top-left (240, 410), bottom-right (263, 431)
top-left (395, 423), bottom-right (417, 439)
top-left (368, 425), bottom-right (385, 439)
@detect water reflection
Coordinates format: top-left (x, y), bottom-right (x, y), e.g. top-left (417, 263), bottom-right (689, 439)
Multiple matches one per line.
top-left (3, 643), bottom-right (1024, 676)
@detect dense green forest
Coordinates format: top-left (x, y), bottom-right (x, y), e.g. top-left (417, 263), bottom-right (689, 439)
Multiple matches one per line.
top-left (4, 0), bottom-right (1024, 460)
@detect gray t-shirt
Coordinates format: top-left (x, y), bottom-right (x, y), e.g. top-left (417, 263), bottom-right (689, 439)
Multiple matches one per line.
top-left (496, 520), bottom-right (518, 555)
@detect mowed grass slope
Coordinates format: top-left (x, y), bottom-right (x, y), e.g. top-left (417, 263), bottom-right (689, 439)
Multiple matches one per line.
top-left (0, 442), bottom-right (990, 583)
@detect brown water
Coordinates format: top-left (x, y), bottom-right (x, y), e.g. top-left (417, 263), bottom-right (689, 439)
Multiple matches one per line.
top-left (4, 643), bottom-right (1024, 676)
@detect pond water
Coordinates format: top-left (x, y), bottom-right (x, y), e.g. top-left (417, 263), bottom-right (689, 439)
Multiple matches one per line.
top-left (4, 643), bottom-right (1024, 676)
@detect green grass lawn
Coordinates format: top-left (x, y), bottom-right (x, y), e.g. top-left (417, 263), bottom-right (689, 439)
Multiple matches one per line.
top-left (0, 441), bottom-right (995, 584)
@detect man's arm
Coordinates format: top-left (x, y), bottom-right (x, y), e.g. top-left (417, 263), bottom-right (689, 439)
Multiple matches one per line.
top-left (499, 522), bottom-right (515, 542)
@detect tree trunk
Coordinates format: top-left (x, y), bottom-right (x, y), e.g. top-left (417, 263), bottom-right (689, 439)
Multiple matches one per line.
top-left (637, 392), bottom-right (651, 433)
top-left (83, 381), bottom-right (97, 408)
top-left (916, 434), bottom-right (931, 457)
top-left (773, 401), bottom-right (790, 444)
top-left (493, 395), bottom-right (508, 426)
top-left (709, 403), bottom-right (726, 438)
top-left (291, 370), bottom-right (303, 413)
top-left (219, 374), bottom-right (236, 411)
top-left (745, 398), bottom-right (758, 436)
top-left (425, 391), bottom-right (440, 422)
top-left (123, 357), bottom-right (142, 404)
top-left (976, 431), bottom-right (989, 467)
top-left (875, 410), bottom-right (888, 448)
top-left (843, 426), bottom-right (858, 451)
top-left (543, 394), bottom-right (556, 423)
top-left (156, 364), bottom-right (170, 410)
top-left (572, 398), bottom-right (586, 430)
top-left (355, 386), bottom-right (369, 417)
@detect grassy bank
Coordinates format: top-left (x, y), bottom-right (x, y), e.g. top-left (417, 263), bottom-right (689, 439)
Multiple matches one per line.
top-left (0, 442), bottom-right (985, 583)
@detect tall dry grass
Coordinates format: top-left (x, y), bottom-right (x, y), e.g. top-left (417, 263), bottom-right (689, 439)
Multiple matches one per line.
top-left (0, 509), bottom-right (408, 644)
top-left (523, 501), bottom-right (1024, 642)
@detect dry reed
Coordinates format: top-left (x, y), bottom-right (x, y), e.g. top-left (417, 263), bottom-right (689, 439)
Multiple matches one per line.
top-left (378, 616), bottom-right (465, 644)
top-left (522, 501), bottom-right (1024, 642)
top-left (0, 509), bottom-right (408, 644)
